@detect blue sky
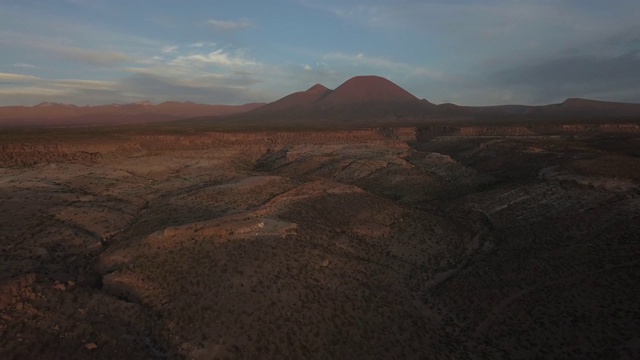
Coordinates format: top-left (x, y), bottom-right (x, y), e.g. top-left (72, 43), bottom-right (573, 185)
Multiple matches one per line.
top-left (1, 0), bottom-right (639, 106)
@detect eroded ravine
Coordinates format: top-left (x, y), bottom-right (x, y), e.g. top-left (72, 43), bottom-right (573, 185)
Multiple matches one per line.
top-left (2, 128), bottom-right (639, 359)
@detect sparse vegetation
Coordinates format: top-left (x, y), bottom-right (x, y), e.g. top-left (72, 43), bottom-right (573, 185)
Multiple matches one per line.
top-left (1, 126), bottom-right (638, 359)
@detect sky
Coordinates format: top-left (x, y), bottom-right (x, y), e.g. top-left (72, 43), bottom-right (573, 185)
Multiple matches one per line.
top-left (1, 0), bottom-right (639, 106)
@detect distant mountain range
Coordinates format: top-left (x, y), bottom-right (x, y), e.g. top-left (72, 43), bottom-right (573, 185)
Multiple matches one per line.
top-left (0, 101), bottom-right (263, 127)
top-left (255, 76), bottom-right (418, 113)
top-left (2, 75), bottom-right (640, 128)
top-left (214, 75), bottom-right (640, 128)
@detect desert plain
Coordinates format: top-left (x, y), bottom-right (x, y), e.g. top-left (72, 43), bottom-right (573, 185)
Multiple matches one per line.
top-left (1, 76), bottom-right (639, 359)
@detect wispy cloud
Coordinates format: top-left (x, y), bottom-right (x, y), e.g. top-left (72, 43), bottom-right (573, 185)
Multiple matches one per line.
top-left (0, 74), bottom-right (120, 105)
top-left (0, 4), bottom-right (267, 105)
top-left (119, 71), bottom-right (267, 104)
top-left (0, 68), bottom-right (265, 106)
top-left (0, 87), bottom-right (69, 99)
top-left (0, 34), bottom-right (130, 67)
top-left (323, 52), bottom-right (445, 79)
top-left (298, 1), bottom-right (386, 27)
top-left (161, 45), bottom-right (178, 53)
top-left (38, 43), bottom-right (129, 66)
top-left (207, 18), bottom-right (253, 31)
top-left (304, 1), bottom-right (640, 61)
top-left (13, 63), bottom-right (36, 69)
top-left (0, 72), bottom-right (40, 83)
top-left (322, 3), bottom-right (379, 22)
top-left (170, 49), bottom-right (259, 68)
top-left (53, 78), bottom-right (117, 91)
top-left (3, 0), bottom-right (639, 106)
top-left (188, 42), bottom-right (216, 48)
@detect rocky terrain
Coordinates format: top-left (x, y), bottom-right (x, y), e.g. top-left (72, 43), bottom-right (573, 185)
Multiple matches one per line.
top-left (1, 76), bottom-right (639, 359)
top-left (0, 123), bottom-right (639, 359)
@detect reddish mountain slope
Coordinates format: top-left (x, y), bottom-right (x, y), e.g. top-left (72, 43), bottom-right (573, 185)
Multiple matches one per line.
top-left (317, 75), bottom-right (418, 106)
top-left (255, 84), bottom-right (331, 112)
top-left (213, 76), bottom-right (432, 128)
top-left (194, 75), bottom-right (640, 129)
top-left (253, 75), bottom-right (420, 114)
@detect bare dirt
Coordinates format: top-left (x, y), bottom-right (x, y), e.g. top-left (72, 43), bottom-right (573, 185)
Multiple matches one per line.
top-left (0, 125), bottom-right (639, 359)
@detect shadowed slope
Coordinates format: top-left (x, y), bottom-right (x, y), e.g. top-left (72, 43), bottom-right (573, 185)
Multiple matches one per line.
top-left (254, 84), bottom-right (332, 112)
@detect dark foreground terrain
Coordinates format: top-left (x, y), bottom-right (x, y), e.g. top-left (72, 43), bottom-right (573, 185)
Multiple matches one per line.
top-left (1, 123), bottom-right (639, 359)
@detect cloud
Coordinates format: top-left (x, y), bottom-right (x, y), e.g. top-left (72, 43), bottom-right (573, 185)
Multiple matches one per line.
top-left (188, 42), bottom-right (216, 48)
top-left (0, 75), bottom-right (120, 106)
top-left (0, 5), bottom-right (267, 105)
top-left (602, 25), bottom-right (640, 48)
top-left (494, 50), bottom-right (640, 103)
top-left (0, 68), bottom-right (267, 106)
top-left (42, 44), bottom-right (129, 66)
top-left (136, 55), bottom-right (165, 65)
top-left (170, 49), bottom-right (258, 68)
top-left (116, 44), bottom-right (267, 104)
top-left (162, 45), bottom-right (178, 53)
top-left (303, 0), bottom-right (640, 104)
top-left (123, 66), bottom-right (262, 87)
top-left (207, 18), bottom-right (253, 31)
top-left (119, 72), bottom-right (267, 104)
top-left (253, 61), bottom-right (346, 99)
top-left (53, 79), bottom-right (117, 91)
top-left (305, 1), bottom-right (640, 61)
top-left (0, 16), bottom-right (149, 68)
top-left (299, 1), bottom-right (381, 25)
top-left (0, 72), bottom-right (40, 83)
top-left (13, 63), bottom-right (36, 69)
top-left (0, 87), bottom-right (69, 100)
top-left (323, 52), bottom-right (445, 79)
top-left (328, 4), bottom-right (381, 23)
top-left (0, 34), bottom-right (130, 67)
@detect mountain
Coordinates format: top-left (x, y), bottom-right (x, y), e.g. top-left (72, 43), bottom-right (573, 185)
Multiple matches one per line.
top-left (455, 98), bottom-right (640, 123)
top-left (318, 75), bottom-right (418, 106)
top-left (184, 75), bottom-right (640, 129)
top-left (255, 84), bottom-right (331, 112)
top-left (4, 74), bottom-right (640, 129)
top-left (0, 101), bottom-right (264, 127)
top-left (218, 75), bottom-right (433, 128)
top-left (254, 75), bottom-right (420, 113)
top-left (553, 98), bottom-right (640, 116)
